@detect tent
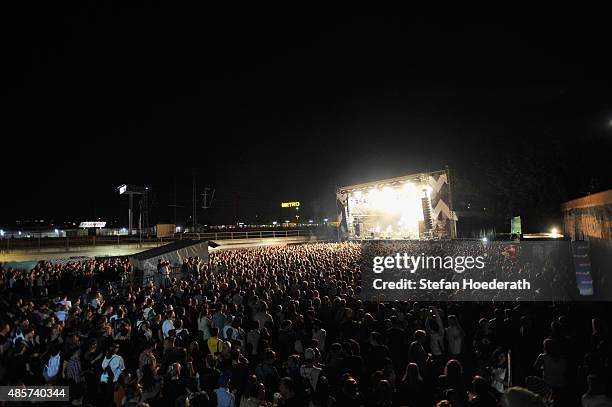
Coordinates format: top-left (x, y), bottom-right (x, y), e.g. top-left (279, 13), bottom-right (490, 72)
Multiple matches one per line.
top-left (129, 240), bottom-right (216, 284)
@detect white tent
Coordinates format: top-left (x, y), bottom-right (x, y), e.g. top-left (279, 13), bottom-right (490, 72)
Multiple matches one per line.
top-left (129, 240), bottom-right (214, 284)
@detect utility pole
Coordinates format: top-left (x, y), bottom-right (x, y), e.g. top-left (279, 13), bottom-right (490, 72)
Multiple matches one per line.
top-left (200, 187), bottom-right (215, 228)
top-left (168, 179), bottom-right (184, 227)
top-left (202, 187), bottom-right (215, 209)
top-left (192, 171), bottom-right (197, 233)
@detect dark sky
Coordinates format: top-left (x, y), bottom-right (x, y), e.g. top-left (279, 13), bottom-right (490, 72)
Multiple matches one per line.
top-left (3, 7), bottom-right (611, 228)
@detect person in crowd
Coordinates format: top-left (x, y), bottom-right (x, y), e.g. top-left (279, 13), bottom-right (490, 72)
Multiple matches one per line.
top-left (501, 387), bottom-right (546, 407)
top-left (581, 374), bottom-right (612, 407)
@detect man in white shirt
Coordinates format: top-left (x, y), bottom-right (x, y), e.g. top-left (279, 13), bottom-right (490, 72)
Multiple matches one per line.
top-left (162, 311), bottom-right (175, 339)
top-left (101, 343), bottom-right (125, 383)
top-left (58, 296), bottom-right (72, 309)
top-left (91, 292), bottom-right (103, 311)
top-left (160, 261), bottom-right (171, 288)
top-left (312, 320), bottom-right (327, 353)
top-left (300, 348), bottom-right (322, 393)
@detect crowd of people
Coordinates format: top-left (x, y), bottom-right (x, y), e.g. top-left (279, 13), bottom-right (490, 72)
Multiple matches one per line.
top-left (0, 242), bottom-right (611, 407)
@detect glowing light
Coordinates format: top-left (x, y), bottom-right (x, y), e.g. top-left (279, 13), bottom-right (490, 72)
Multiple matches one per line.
top-left (54, 229), bottom-right (59, 234)
top-left (308, 220), bottom-right (313, 223)
top-left (323, 218), bottom-right (328, 222)
top-left (176, 226), bottom-right (181, 232)
top-left (0, 230), bottom-right (4, 237)
top-left (482, 237), bottom-right (488, 242)
top-left (353, 190), bottom-right (362, 199)
top-left (272, 221), bottom-right (278, 225)
top-left (550, 228), bottom-right (559, 235)
top-left (18, 231), bottom-right (22, 235)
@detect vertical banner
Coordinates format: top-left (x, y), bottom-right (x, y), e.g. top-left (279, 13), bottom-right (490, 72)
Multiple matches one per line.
top-left (428, 172), bottom-right (454, 239)
top-left (511, 216), bottom-right (522, 235)
top-left (571, 241), bottom-right (594, 296)
top-left (336, 191), bottom-right (349, 240)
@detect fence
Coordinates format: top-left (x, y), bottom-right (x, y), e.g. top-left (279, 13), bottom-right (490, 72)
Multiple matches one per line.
top-left (0, 235), bottom-right (167, 253)
top-left (181, 229), bottom-right (311, 240)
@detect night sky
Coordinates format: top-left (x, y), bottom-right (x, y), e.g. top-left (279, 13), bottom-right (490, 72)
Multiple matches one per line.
top-left (3, 7), bottom-right (611, 231)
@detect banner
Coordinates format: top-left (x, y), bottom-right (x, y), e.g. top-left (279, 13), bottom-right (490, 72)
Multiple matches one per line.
top-left (511, 216), bottom-right (522, 235)
top-left (571, 241), bottom-right (594, 296)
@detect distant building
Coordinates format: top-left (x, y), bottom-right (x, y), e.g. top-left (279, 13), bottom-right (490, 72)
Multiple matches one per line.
top-left (561, 189), bottom-right (612, 241)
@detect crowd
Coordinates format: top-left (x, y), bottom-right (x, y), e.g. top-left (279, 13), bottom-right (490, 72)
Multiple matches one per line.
top-left (0, 242), bottom-right (610, 407)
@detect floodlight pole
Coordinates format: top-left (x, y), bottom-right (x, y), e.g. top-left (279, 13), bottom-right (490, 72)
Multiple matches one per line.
top-left (129, 193), bottom-right (134, 236)
top-left (119, 184), bottom-right (145, 238)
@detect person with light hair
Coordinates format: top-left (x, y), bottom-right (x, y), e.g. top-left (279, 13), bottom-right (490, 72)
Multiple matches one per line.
top-left (501, 387), bottom-right (546, 407)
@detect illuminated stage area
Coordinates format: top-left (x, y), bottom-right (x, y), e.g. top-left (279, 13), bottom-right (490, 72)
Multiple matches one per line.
top-left (337, 170), bottom-right (457, 240)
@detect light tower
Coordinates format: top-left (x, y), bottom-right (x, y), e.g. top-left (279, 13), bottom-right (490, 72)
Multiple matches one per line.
top-left (118, 184), bottom-right (146, 236)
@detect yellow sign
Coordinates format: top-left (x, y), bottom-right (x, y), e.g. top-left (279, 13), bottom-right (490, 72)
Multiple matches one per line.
top-left (281, 201), bottom-right (300, 208)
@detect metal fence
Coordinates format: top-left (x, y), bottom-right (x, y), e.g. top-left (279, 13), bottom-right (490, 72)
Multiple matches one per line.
top-left (0, 229), bottom-right (320, 253)
top-left (0, 235), bottom-right (166, 253)
top-left (181, 229), bottom-right (311, 240)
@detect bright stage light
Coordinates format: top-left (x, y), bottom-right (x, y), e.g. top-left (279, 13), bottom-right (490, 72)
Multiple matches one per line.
top-left (353, 190), bottom-right (362, 199)
top-left (353, 181), bottom-right (424, 239)
top-left (550, 228), bottom-right (558, 235)
top-left (55, 229), bottom-right (59, 234)
top-left (482, 237), bottom-right (488, 242)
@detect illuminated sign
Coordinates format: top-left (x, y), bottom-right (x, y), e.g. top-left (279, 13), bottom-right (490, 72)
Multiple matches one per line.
top-left (281, 201), bottom-right (300, 208)
top-left (79, 221), bottom-right (107, 228)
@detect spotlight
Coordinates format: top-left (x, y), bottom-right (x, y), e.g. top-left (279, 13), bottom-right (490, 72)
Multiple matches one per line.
top-left (550, 228), bottom-right (558, 235)
top-left (482, 237), bottom-right (488, 242)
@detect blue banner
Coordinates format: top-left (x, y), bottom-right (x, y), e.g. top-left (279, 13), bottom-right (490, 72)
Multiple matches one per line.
top-left (571, 241), bottom-right (594, 296)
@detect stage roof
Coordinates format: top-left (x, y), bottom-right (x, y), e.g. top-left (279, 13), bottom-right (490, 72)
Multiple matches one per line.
top-left (337, 170), bottom-right (446, 192)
